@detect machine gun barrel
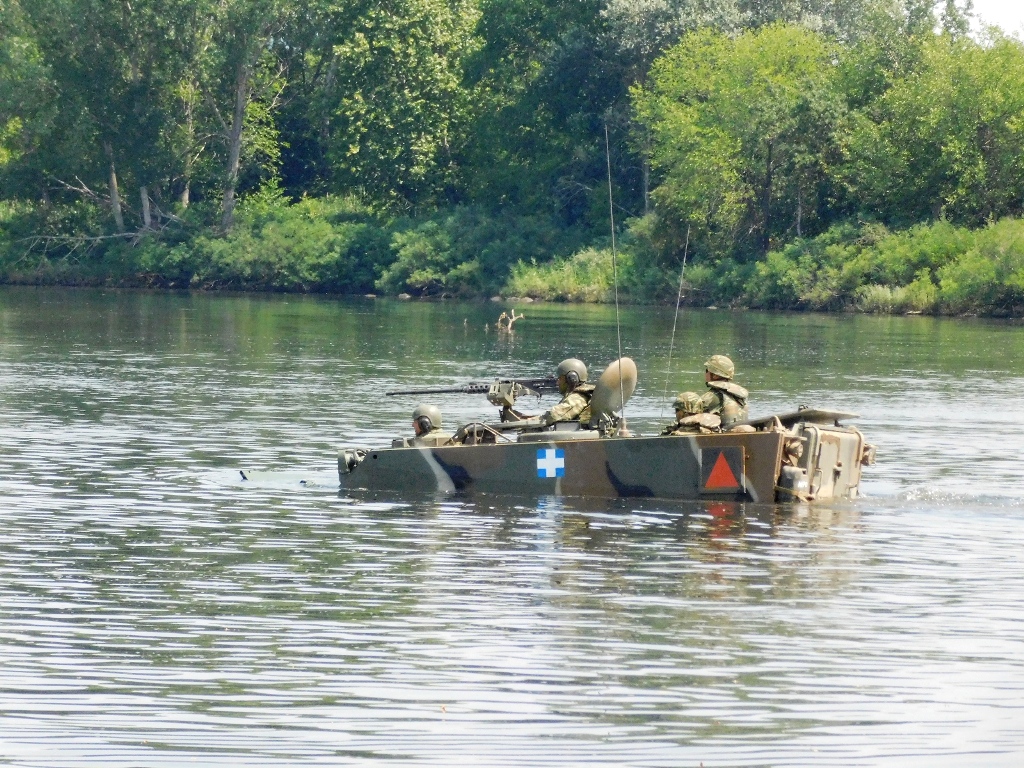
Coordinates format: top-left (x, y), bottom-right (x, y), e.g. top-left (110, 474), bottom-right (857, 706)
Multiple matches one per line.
top-left (385, 382), bottom-right (491, 396)
top-left (386, 376), bottom-right (559, 397)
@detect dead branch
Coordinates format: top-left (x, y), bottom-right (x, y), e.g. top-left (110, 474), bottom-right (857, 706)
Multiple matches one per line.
top-left (49, 176), bottom-right (106, 203)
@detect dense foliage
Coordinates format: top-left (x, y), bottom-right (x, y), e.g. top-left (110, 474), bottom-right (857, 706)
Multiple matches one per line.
top-left (2, 0), bottom-right (1024, 315)
top-left (688, 217), bottom-right (1024, 316)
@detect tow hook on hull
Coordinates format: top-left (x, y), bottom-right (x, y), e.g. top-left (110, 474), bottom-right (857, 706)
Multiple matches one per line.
top-left (339, 448), bottom-right (366, 474)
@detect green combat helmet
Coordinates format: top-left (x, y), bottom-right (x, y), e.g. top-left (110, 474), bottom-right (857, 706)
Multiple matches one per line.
top-left (412, 403), bottom-right (442, 433)
top-left (703, 354), bottom-right (735, 380)
top-left (672, 391), bottom-right (703, 415)
top-left (555, 358), bottom-right (588, 393)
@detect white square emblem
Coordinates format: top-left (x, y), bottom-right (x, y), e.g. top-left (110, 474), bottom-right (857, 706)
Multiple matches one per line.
top-left (536, 448), bottom-right (565, 478)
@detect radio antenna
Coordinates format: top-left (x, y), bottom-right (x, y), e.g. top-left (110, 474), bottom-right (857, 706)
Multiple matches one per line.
top-left (605, 123), bottom-right (628, 434)
top-left (660, 225), bottom-right (690, 420)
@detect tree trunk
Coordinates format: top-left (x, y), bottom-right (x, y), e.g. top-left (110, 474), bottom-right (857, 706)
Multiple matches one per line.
top-left (762, 140), bottom-right (773, 255)
top-left (104, 141), bottom-right (125, 233)
top-left (220, 64), bottom-right (250, 231)
top-left (796, 185), bottom-right (802, 238)
top-left (181, 80), bottom-right (196, 209)
top-left (140, 185), bottom-right (152, 228)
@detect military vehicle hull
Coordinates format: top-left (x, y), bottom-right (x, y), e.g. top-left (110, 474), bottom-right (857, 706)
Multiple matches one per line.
top-left (339, 416), bottom-right (872, 503)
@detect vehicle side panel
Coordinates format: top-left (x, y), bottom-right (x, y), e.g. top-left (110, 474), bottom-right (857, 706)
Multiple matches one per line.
top-left (340, 432), bottom-right (786, 502)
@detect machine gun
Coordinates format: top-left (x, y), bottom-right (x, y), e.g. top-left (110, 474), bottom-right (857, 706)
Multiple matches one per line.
top-left (386, 376), bottom-right (560, 409)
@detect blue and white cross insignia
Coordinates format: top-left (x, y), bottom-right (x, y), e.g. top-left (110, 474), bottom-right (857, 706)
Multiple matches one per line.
top-left (536, 448), bottom-right (565, 478)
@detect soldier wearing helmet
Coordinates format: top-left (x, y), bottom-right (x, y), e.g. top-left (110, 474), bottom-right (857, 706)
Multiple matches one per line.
top-left (662, 391), bottom-right (722, 435)
top-left (694, 354), bottom-right (748, 427)
top-left (410, 403), bottom-right (452, 446)
top-left (540, 358), bottom-right (596, 426)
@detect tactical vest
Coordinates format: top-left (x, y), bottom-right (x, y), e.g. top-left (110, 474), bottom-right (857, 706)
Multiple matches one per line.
top-left (575, 382), bottom-right (597, 425)
top-left (707, 380), bottom-right (749, 427)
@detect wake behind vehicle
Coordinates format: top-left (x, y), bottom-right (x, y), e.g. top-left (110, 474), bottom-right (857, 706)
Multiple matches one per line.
top-left (338, 359), bottom-right (875, 503)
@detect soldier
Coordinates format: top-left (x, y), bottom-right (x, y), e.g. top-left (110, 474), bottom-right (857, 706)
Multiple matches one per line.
top-left (540, 358), bottom-right (596, 426)
top-left (696, 354), bottom-right (749, 428)
top-left (662, 391), bottom-right (722, 435)
top-left (410, 404), bottom-right (452, 446)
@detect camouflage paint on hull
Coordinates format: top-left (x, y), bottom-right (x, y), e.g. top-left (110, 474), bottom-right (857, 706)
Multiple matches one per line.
top-left (339, 432), bottom-right (787, 502)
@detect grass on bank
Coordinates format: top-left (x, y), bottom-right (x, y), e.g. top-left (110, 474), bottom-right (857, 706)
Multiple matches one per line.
top-left (505, 247), bottom-right (619, 302)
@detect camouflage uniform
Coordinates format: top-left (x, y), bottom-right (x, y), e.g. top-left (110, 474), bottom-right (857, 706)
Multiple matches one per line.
top-left (663, 412), bottom-right (722, 435)
top-left (698, 381), bottom-right (749, 427)
top-left (542, 382), bottom-right (596, 426)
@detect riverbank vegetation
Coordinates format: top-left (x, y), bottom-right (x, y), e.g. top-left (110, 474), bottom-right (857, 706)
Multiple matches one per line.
top-left (2, 0), bottom-right (1024, 315)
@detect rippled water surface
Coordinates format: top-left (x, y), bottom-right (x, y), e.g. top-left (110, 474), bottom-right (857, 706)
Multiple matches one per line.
top-left (1, 286), bottom-right (1023, 766)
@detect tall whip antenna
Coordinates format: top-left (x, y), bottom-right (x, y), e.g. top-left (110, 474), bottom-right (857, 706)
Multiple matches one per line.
top-left (660, 225), bottom-right (690, 420)
top-left (605, 123), bottom-right (627, 433)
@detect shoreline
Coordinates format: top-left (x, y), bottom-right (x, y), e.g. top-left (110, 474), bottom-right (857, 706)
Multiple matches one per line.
top-left (2, 278), bottom-right (1021, 321)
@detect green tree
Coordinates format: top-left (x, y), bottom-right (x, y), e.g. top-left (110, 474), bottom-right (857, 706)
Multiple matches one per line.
top-left (16, 0), bottom-right (214, 231)
top-left (601, 0), bottom-right (742, 81)
top-left (460, 0), bottom-right (625, 224)
top-left (0, 0), bottom-right (57, 193)
top-left (196, 0), bottom-right (293, 229)
top-left (739, 0), bottom-right (908, 39)
top-left (840, 33), bottom-right (1024, 226)
top-left (21, 0), bottom-right (156, 230)
top-left (313, 0), bottom-right (480, 207)
top-left (939, 0), bottom-right (973, 37)
top-left (634, 24), bottom-right (843, 258)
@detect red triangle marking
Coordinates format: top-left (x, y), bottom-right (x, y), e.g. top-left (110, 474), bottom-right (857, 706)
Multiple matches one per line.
top-left (706, 452), bottom-right (740, 489)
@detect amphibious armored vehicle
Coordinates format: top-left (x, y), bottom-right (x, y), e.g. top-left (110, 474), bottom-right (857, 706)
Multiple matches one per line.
top-left (338, 359), bottom-right (875, 503)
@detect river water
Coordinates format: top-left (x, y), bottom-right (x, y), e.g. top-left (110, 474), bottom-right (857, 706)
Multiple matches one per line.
top-left (0, 286), bottom-right (1022, 767)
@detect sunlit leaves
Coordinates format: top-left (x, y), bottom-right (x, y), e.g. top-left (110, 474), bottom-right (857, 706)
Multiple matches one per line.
top-left (321, 0), bottom-right (481, 206)
top-left (840, 33), bottom-right (1024, 226)
top-left (634, 25), bottom-right (843, 257)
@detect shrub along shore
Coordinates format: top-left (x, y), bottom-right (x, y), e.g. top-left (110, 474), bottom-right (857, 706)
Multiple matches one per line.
top-left (3, 194), bottom-right (1023, 317)
top-left (509, 215), bottom-right (1024, 317)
